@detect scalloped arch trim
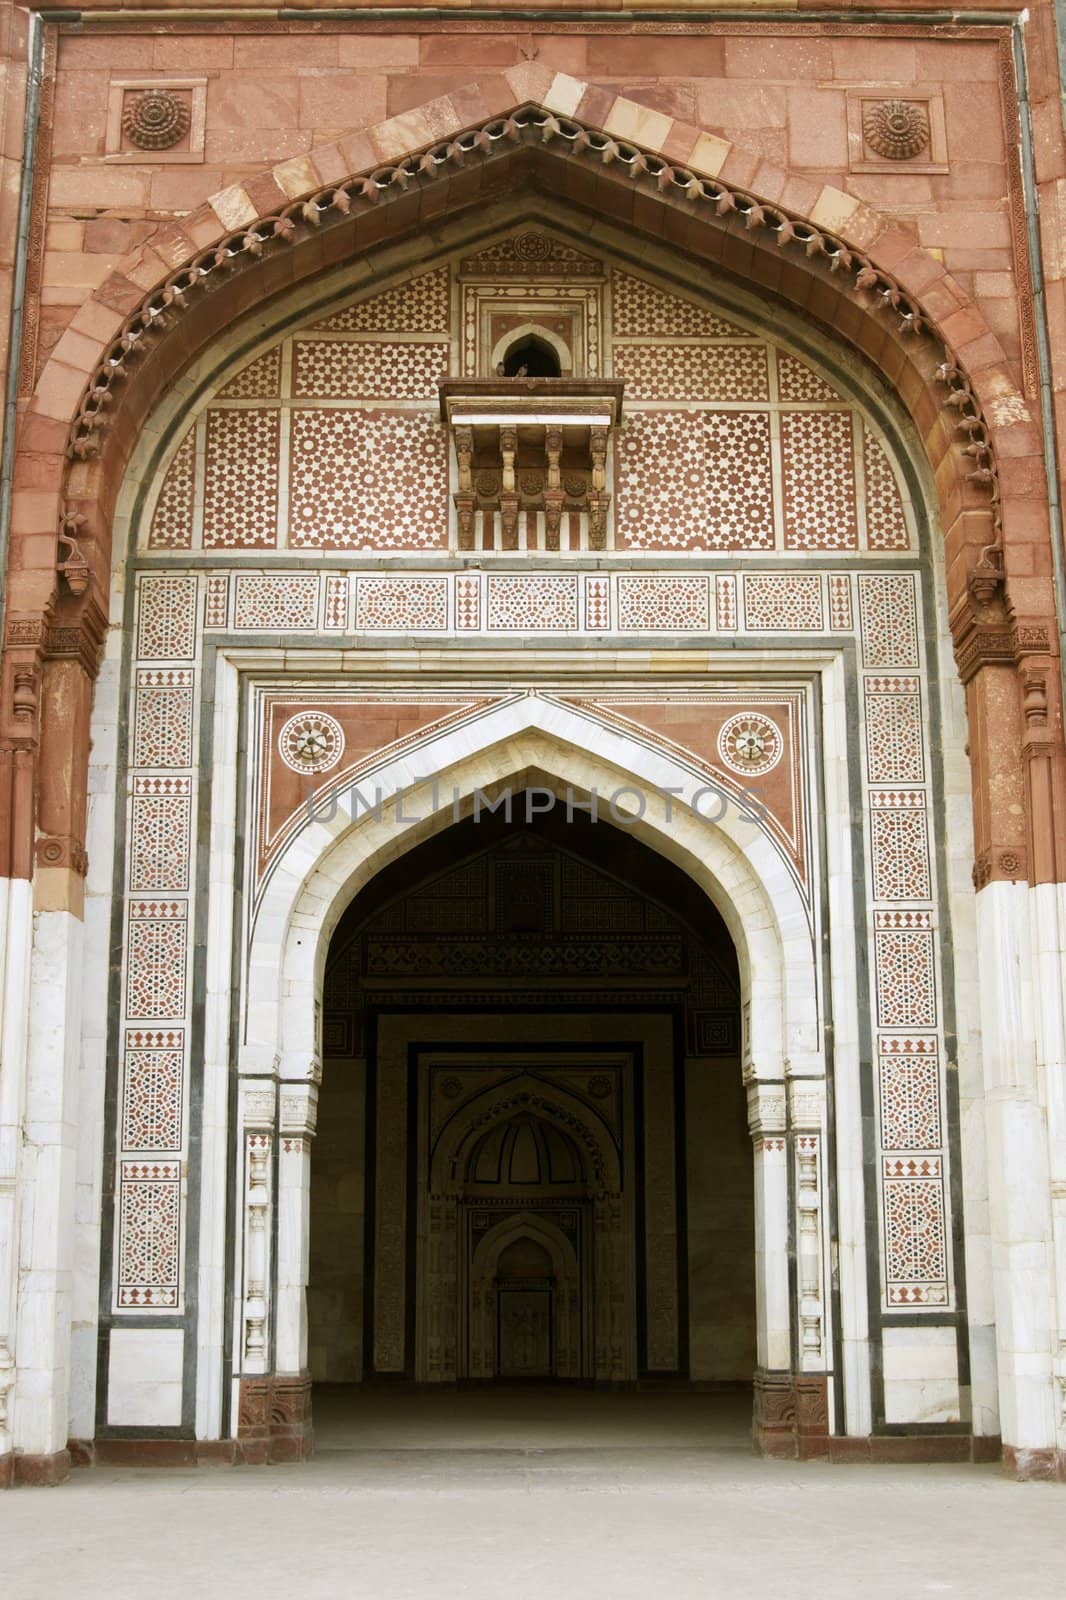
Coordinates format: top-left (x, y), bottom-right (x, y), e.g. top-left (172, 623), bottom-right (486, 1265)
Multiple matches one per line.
top-left (46, 73), bottom-right (1011, 550)
top-left (35, 65), bottom-right (1030, 589)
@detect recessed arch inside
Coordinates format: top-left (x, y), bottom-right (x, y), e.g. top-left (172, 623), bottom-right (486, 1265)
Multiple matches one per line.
top-left (309, 794), bottom-right (754, 1390)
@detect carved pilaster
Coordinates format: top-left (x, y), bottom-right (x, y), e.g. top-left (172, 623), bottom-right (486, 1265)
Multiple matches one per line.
top-left (747, 1082), bottom-right (791, 1380)
top-left (951, 586), bottom-right (1063, 888)
top-left (276, 1084), bottom-right (317, 1378)
top-left (239, 1081), bottom-right (275, 1376)
top-left (1019, 662), bottom-right (1065, 885)
top-left (788, 1079), bottom-right (828, 1374)
top-left (593, 1191), bottom-right (628, 1381)
top-left (425, 1192), bottom-right (458, 1381)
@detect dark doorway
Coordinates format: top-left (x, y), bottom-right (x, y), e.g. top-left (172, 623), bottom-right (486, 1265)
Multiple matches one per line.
top-left (309, 799), bottom-right (753, 1398)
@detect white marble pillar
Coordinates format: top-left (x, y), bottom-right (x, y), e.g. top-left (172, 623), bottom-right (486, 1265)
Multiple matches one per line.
top-left (0, 876), bottom-right (33, 1465)
top-left (12, 906), bottom-right (83, 1461)
top-left (1031, 881), bottom-right (1066, 1460)
top-left (7, 902), bottom-right (85, 1465)
top-left (275, 1084), bottom-right (318, 1376)
top-left (976, 880), bottom-right (1058, 1462)
top-left (748, 1081), bottom-right (791, 1372)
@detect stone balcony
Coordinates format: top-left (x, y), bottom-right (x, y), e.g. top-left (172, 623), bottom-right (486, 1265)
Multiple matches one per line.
top-left (438, 378), bottom-right (625, 553)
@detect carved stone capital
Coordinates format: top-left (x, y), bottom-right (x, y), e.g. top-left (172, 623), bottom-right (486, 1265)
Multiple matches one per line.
top-left (240, 1079), bottom-right (277, 1129)
top-left (279, 1083), bottom-right (318, 1138)
top-left (952, 614), bottom-right (1052, 686)
top-left (747, 1081), bottom-right (786, 1137)
top-left (787, 1078), bottom-right (826, 1131)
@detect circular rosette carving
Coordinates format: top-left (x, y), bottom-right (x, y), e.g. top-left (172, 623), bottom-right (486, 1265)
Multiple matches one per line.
top-left (122, 89), bottom-right (191, 151)
top-left (716, 712), bottom-right (784, 778)
top-left (278, 711), bottom-right (345, 776)
top-left (513, 231), bottom-right (552, 261)
top-left (862, 99), bottom-right (930, 161)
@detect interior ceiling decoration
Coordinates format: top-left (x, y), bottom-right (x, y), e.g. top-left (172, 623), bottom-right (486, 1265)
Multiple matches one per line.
top-left (62, 102), bottom-right (1001, 546)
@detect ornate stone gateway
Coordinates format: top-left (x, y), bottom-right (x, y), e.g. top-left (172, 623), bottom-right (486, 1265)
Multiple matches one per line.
top-left (56, 196), bottom-right (983, 1467)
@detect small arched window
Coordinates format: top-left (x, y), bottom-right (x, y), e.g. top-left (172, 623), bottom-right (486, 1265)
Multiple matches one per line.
top-left (499, 333), bottom-right (562, 378)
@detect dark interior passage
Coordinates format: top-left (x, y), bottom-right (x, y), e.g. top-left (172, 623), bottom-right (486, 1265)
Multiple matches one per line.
top-left (310, 800), bottom-right (754, 1393)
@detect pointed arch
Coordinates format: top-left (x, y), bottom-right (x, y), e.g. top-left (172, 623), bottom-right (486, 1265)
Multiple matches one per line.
top-left (243, 694), bottom-right (820, 1088)
top-left (432, 1071), bottom-right (620, 1194)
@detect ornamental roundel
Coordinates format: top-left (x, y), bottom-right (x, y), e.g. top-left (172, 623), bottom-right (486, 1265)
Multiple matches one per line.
top-left (862, 99), bottom-right (930, 162)
top-left (278, 711), bottom-right (345, 776)
top-left (716, 712), bottom-right (784, 777)
top-left (513, 231), bottom-right (553, 262)
top-left (122, 89), bottom-right (191, 151)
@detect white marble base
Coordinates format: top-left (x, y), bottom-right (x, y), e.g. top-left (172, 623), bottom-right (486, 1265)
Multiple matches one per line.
top-left (882, 1326), bottom-right (960, 1425)
top-left (107, 1329), bottom-right (184, 1427)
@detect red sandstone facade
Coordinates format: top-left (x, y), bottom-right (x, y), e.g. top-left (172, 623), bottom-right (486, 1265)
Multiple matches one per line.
top-left (0, 0), bottom-right (1065, 1485)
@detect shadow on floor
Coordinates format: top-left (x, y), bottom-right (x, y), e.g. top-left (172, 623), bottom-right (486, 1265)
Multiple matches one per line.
top-left (310, 1384), bottom-right (754, 1456)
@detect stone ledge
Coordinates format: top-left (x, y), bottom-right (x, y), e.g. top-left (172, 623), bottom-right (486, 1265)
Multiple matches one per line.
top-left (0, 1429), bottom-right (1056, 1481)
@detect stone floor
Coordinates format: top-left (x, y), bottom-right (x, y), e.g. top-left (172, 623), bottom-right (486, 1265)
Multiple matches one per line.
top-left (4, 1391), bottom-right (1062, 1599)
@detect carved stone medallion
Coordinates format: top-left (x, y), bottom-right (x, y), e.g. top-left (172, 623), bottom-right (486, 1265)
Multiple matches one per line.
top-left (862, 99), bottom-right (930, 161)
top-left (278, 711), bottom-right (345, 775)
top-left (122, 89), bottom-right (191, 151)
top-left (716, 712), bottom-right (784, 777)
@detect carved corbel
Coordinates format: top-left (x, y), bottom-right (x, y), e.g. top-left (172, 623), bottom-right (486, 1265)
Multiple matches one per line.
top-left (57, 505), bottom-right (91, 597)
top-left (588, 425), bottom-right (610, 551)
top-left (453, 424), bottom-right (477, 550)
top-left (499, 427), bottom-right (519, 548)
top-left (544, 426), bottom-right (564, 550)
top-left (966, 544), bottom-right (1005, 609)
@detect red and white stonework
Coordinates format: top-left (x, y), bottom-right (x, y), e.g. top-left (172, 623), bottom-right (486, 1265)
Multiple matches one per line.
top-left (0, 8), bottom-right (1064, 1487)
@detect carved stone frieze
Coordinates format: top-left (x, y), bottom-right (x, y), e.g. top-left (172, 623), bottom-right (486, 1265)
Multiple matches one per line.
top-left (952, 616), bottom-right (1051, 686)
top-left (459, 230), bottom-right (604, 278)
